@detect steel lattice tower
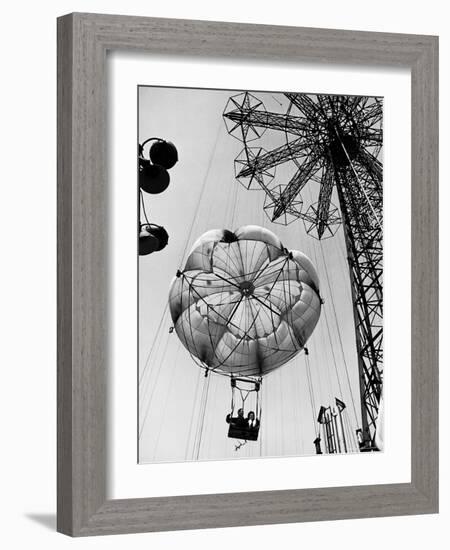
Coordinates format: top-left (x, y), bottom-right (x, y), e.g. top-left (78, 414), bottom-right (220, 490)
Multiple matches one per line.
top-left (223, 92), bottom-right (383, 448)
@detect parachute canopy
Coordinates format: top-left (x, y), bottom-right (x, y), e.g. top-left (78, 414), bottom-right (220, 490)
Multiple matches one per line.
top-left (169, 225), bottom-right (321, 378)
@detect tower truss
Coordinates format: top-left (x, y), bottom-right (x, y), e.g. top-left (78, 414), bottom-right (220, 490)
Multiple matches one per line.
top-left (223, 91), bottom-right (383, 448)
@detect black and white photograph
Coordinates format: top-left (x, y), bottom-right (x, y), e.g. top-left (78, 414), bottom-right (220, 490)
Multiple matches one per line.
top-left (0, 0), bottom-right (443, 545)
top-left (138, 85), bottom-right (383, 464)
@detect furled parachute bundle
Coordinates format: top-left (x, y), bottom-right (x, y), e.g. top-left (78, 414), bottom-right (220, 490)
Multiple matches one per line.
top-left (169, 225), bottom-right (321, 378)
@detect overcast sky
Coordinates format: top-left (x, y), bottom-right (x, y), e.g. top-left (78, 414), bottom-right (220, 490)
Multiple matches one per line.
top-left (138, 86), bottom-right (366, 464)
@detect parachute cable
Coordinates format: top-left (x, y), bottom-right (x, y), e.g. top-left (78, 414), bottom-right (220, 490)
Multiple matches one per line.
top-left (185, 368), bottom-right (202, 460)
top-left (180, 118), bottom-right (222, 266)
top-left (194, 374), bottom-right (211, 460)
top-left (305, 352), bottom-right (319, 437)
top-left (319, 238), bottom-right (359, 428)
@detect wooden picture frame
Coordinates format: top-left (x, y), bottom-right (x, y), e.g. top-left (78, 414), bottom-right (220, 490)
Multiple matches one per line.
top-left (57, 12), bottom-right (438, 536)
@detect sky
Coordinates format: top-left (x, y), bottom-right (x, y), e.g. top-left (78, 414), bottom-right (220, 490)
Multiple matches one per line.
top-left (138, 86), bottom-right (367, 464)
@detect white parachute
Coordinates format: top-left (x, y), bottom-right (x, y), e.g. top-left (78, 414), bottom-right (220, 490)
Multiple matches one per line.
top-left (169, 225), bottom-right (321, 378)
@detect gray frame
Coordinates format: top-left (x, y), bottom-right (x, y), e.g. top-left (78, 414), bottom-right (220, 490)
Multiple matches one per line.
top-left (57, 12), bottom-right (439, 537)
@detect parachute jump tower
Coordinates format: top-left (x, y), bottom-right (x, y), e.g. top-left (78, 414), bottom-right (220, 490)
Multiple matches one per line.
top-left (223, 92), bottom-right (383, 449)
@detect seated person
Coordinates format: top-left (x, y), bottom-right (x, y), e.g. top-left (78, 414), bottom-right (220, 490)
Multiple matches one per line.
top-left (226, 407), bottom-right (247, 428)
top-left (246, 411), bottom-right (260, 430)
